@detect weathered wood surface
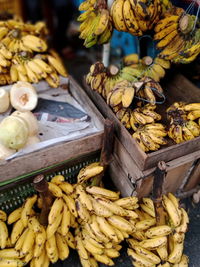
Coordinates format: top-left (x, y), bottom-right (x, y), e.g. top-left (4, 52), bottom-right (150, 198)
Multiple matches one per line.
top-left (0, 77), bottom-right (104, 182)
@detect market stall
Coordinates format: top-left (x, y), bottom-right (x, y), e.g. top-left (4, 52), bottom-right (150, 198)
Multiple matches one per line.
top-left (0, 0), bottom-right (199, 266)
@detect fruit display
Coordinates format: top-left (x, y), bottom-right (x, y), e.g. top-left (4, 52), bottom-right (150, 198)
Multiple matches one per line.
top-left (0, 18), bottom-right (68, 87)
top-left (78, 0), bottom-right (113, 47)
top-left (167, 102), bottom-right (200, 144)
top-left (0, 160), bottom-right (190, 267)
top-left (154, 11), bottom-right (200, 63)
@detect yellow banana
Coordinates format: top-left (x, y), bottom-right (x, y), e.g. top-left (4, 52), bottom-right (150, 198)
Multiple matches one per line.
top-left (28, 216), bottom-right (42, 233)
top-left (0, 258), bottom-right (25, 267)
top-left (127, 248), bottom-right (156, 267)
top-left (48, 182), bottom-right (63, 197)
top-left (173, 254), bottom-right (189, 267)
top-left (62, 194), bottom-right (78, 218)
top-left (114, 196), bottom-right (138, 208)
top-left (34, 226), bottom-right (46, 257)
top-left (46, 234), bottom-right (59, 263)
top-left (127, 239), bottom-right (161, 264)
top-left (77, 162), bottom-right (104, 184)
top-left (0, 210), bottom-right (7, 221)
top-left (139, 236), bottom-right (167, 250)
top-left (21, 228), bottom-right (35, 254)
top-left (0, 221), bottom-right (8, 249)
top-left (47, 55), bottom-right (68, 77)
top-left (64, 231), bottom-right (76, 249)
top-left (51, 174), bottom-right (65, 185)
top-left (168, 241), bottom-right (184, 264)
top-left (145, 225), bottom-right (172, 238)
top-left (11, 219), bottom-right (25, 245)
top-left (86, 186), bottom-right (120, 200)
top-left (90, 215), bottom-right (109, 243)
top-left (90, 196), bottom-right (113, 217)
top-left (22, 35), bottom-right (47, 52)
top-left (75, 198), bottom-right (91, 223)
top-left (48, 198), bottom-right (64, 225)
top-left (135, 219), bottom-right (156, 231)
top-left (156, 244), bottom-right (168, 261)
top-left (21, 195), bottom-right (37, 227)
top-left (108, 215), bottom-right (135, 233)
top-left (162, 195), bottom-right (181, 227)
top-left (175, 208), bottom-right (189, 233)
top-left (46, 211), bottom-right (63, 239)
top-left (60, 205), bottom-right (70, 236)
top-left (56, 233), bottom-right (69, 260)
top-left (93, 253), bottom-right (114, 266)
top-left (95, 216), bottom-right (118, 243)
top-left (76, 184), bottom-right (93, 211)
top-left (75, 232), bottom-right (89, 260)
top-left (94, 9), bottom-right (109, 36)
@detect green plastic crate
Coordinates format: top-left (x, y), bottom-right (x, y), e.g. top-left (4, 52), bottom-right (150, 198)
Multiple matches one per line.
top-left (0, 151), bottom-right (100, 213)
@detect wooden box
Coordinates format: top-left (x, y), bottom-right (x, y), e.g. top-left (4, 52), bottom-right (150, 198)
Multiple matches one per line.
top-left (0, 76), bottom-right (104, 183)
top-left (83, 73), bottom-right (200, 171)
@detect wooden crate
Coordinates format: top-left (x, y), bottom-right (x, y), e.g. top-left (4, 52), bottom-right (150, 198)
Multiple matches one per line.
top-left (83, 73), bottom-right (200, 171)
top-left (0, 76), bottom-right (104, 183)
top-left (109, 138), bottom-right (200, 198)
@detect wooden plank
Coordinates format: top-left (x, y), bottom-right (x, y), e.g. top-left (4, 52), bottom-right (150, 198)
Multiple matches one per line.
top-left (136, 175), bottom-right (154, 199)
top-left (183, 159), bottom-right (200, 191)
top-left (0, 133), bottom-right (103, 182)
top-left (109, 156), bottom-right (135, 197)
top-left (164, 161), bottom-right (194, 194)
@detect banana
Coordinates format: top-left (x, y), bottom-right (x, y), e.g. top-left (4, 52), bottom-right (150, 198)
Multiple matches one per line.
top-left (47, 182), bottom-right (63, 197)
top-left (79, 0), bottom-right (95, 11)
top-left (48, 198), bottom-right (64, 225)
top-left (184, 103), bottom-right (200, 111)
top-left (154, 15), bottom-right (179, 33)
top-left (90, 196), bottom-right (113, 217)
top-left (24, 62), bottom-right (39, 83)
top-left (93, 253), bottom-right (114, 266)
top-left (22, 35), bottom-right (47, 52)
top-left (46, 211), bottom-right (63, 239)
top-left (60, 205), bottom-right (70, 236)
top-left (111, 0), bottom-right (127, 32)
top-left (182, 125), bottom-right (195, 141)
top-left (131, 230), bottom-right (146, 241)
top-left (162, 195), bottom-right (181, 227)
top-left (34, 248), bottom-right (45, 267)
top-left (90, 215), bottom-right (109, 243)
top-left (108, 215), bottom-right (134, 233)
top-left (127, 239), bottom-right (161, 264)
top-left (139, 236), bottom-right (167, 250)
top-left (114, 197), bottom-right (138, 209)
top-left (185, 121), bottom-right (200, 137)
top-left (154, 22), bottom-right (178, 40)
top-left (187, 110), bottom-right (200, 120)
top-left (122, 86), bottom-right (135, 108)
top-left (0, 27), bottom-right (8, 40)
top-left (59, 181), bottom-right (74, 194)
top-left (21, 228), bottom-right (35, 254)
top-left (56, 233), bottom-right (69, 260)
top-left (175, 208), bottom-right (189, 233)
top-left (140, 204), bottom-right (156, 217)
top-left (156, 244), bottom-right (168, 261)
top-left (51, 174), bottom-right (65, 185)
top-left (173, 232), bottom-right (185, 243)
top-left (82, 229), bottom-right (104, 249)
top-left (127, 248), bottom-right (156, 267)
top-left (0, 258), bottom-right (26, 267)
top-left (95, 216), bottom-right (118, 242)
top-left (0, 221), bottom-right (8, 249)
top-left (75, 198), bottom-right (91, 222)
top-left (15, 228), bottom-right (28, 251)
top-left (168, 241), bottom-right (184, 264)
top-left (86, 186), bottom-right (120, 200)
top-left (11, 219), bottom-right (25, 245)
top-left (104, 248), bottom-right (120, 258)
top-left (123, 0), bottom-right (141, 35)
top-left (94, 9), bottom-right (109, 36)
top-left (172, 125), bottom-right (184, 144)
top-left (173, 254), bottom-right (189, 266)
top-left (82, 237), bottom-right (104, 255)
top-left (47, 55), bottom-right (68, 77)
top-left (46, 234), bottom-right (59, 263)
top-left (77, 162), bottom-right (104, 184)
top-left (75, 232), bottom-right (89, 260)
top-left (135, 219), bottom-right (156, 231)
top-left (34, 226), bottom-right (46, 257)
top-left (145, 225), bottom-right (172, 238)
top-left (27, 217), bottom-right (42, 234)
top-left (10, 65), bottom-right (18, 82)
top-left (64, 231), bottom-right (76, 249)
top-left (76, 184), bottom-right (93, 211)
top-left (94, 196), bottom-right (128, 216)
top-left (0, 210), bottom-right (7, 221)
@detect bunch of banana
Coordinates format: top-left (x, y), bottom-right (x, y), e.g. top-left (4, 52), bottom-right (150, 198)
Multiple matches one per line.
top-left (127, 193), bottom-right (189, 266)
top-left (78, 0), bottom-right (113, 47)
top-left (160, 0), bottom-right (173, 14)
top-left (167, 102), bottom-right (200, 144)
top-left (132, 123), bottom-right (167, 152)
top-left (111, 0), bottom-right (162, 36)
top-left (136, 77), bottom-right (164, 104)
top-left (115, 104), bottom-right (161, 131)
top-left (9, 51), bottom-right (67, 87)
top-left (123, 53), bottom-right (139, 67)
top-left (154, 11), bottom-right (200, 63)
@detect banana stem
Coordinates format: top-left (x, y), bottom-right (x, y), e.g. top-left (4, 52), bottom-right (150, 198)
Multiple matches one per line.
top-left (33, 174), bottom-right (54, 226)
top-left (153, 161), bottom-right (167, 225)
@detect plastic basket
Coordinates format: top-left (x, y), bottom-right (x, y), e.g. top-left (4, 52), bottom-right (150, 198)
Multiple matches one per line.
top-left (0, 151), bottom-right (100, 213)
